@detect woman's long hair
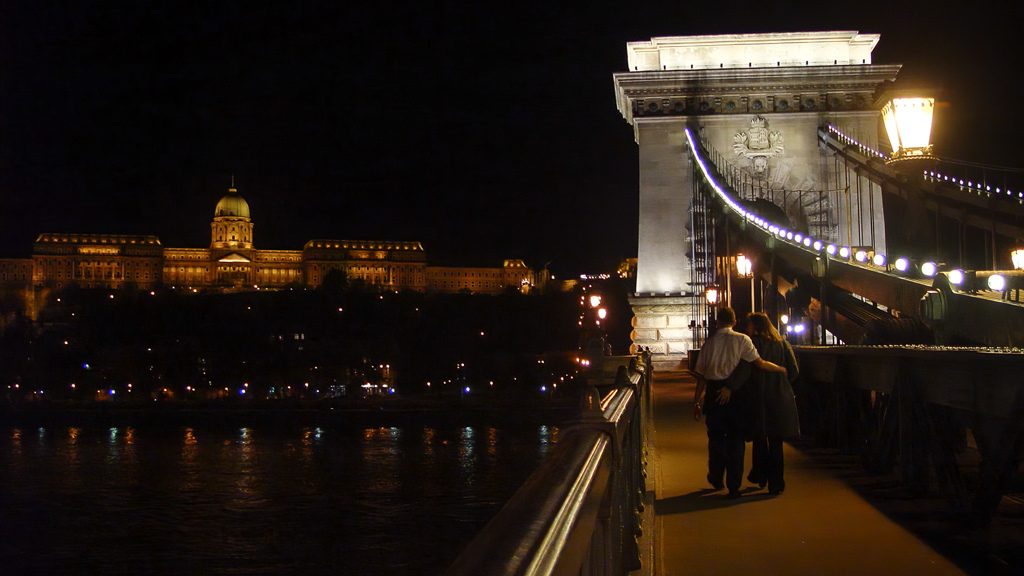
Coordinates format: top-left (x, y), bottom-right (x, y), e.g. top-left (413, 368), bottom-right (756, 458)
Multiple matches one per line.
top-left (746, 312), bottom-right (783, 342)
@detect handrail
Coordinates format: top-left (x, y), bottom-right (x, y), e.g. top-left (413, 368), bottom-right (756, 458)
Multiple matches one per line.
top-left (445, 355), bottom-right (651, 576)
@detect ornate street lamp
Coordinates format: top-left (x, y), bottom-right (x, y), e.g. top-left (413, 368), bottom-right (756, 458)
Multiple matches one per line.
top-left (1012, 240), bottom-right (1024, 270)
top-left (735, 254), bottom-right (755, 312)
top-left (735, 254), bottom-right (752, 278)
top-left (704, 285), bottom-right (720, 306)
top-left (879, 92), bottom-right (936, 163)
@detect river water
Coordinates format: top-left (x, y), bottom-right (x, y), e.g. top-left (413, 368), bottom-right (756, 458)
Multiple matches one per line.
top-left (0, 420), bottom-right (560, 575)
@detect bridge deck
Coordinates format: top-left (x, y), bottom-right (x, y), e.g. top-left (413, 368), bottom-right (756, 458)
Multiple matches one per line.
top-left (644, 369), bottom-right (968, 576)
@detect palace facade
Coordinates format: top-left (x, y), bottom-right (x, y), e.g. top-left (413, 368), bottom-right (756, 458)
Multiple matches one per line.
top-left (0, 186), bottom-right (535, 295)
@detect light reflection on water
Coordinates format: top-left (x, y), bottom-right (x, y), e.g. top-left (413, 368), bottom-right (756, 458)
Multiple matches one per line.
top-left (0, 420), bottom-right (558, 576)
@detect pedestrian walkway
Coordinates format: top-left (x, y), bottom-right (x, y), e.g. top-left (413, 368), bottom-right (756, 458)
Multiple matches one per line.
top-left (643, 369), bottom-right (968, 576)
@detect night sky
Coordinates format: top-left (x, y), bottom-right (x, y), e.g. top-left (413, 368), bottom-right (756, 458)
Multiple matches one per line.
top-left (2, 1), bottom-right (1021, 276)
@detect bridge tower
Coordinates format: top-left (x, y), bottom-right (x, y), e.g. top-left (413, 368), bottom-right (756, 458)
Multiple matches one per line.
top-left (614, 31), bottom-right (901, 367)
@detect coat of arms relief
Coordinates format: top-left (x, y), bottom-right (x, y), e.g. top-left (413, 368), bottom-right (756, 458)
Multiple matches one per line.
top-left (733, 116), bottom-right (784, 181)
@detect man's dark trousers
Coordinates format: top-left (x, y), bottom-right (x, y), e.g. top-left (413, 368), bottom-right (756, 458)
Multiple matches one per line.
top-left (704, 381), bottom-right (746, 494)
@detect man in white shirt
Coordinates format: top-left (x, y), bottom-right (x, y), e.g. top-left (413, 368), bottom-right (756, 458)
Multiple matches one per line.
top-left (693, 307), bottom-right (786, 498)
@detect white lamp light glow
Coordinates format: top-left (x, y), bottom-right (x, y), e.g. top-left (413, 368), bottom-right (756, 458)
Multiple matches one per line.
top-left (736, 254), bottom-right (752, 277)
top-left (881, 96), bottom-right (935, 161)
top-left (705, 287), bottom-right (719, 305)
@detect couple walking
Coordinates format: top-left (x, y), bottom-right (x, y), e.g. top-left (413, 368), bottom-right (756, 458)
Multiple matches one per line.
top-left (692, 307), bottom-right (800, 499)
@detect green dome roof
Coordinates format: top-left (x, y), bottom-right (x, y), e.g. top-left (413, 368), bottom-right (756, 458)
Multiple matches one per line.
top-left (214, 188), bottom-right (250, 219)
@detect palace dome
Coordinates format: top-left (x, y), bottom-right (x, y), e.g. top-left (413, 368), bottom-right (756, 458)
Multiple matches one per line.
top-left (214, 188), bottom-right (250, 219)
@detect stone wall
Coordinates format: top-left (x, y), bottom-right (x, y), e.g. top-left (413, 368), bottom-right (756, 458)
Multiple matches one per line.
top-left (629, 295), bottom-right (700, 369)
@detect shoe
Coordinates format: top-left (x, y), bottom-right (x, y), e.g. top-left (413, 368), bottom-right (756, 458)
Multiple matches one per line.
top-left (747, 473), bottom-right (767, 489)
top-left (707, 474), bottom-right (724, 490)
top-left (768, 484), bottom-right (785, 496)
top-left (726, 490), bottom-right (742, 499)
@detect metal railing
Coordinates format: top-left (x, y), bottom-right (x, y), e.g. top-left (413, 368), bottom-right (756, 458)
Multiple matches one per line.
top-left (445, 355), bottom-right (652, 576)
top-left (794, 345), bottom-right (1024, 525)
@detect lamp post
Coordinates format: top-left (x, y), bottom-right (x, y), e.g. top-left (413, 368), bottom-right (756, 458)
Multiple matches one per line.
top-left (736, 254), bottom-right (754, 313)
top-left (703, 285), bottom-right (720, 342)
top-left (878, 88), bottom-right (937, 259)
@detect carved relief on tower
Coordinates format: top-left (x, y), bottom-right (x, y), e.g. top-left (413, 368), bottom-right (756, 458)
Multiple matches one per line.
top-left (733, 116), bottom-right (784, 180)
top-left (722, 116), bottom-right (840, 244)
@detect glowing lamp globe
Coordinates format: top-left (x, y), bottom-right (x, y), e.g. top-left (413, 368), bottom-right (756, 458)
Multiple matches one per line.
top-left (948, 269), bottom-right (965, 286)
top-left (988, 274), bottom-right (1006, 292)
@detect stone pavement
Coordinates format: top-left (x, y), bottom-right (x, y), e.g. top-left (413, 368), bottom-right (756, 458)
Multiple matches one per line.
top-left (640, 369), bottom-right (970, 576)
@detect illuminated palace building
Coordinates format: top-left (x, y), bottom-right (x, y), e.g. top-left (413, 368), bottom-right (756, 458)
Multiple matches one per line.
top-left (0, 186), bottom-right (535, 294)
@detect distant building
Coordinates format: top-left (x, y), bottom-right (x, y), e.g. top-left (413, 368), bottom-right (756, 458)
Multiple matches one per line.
top-left (427, 259), bottom-right (535, 294)
top-left (617, 258), bottom-right (637, 279)
top-left (0, 186), bottom-right (532, 294)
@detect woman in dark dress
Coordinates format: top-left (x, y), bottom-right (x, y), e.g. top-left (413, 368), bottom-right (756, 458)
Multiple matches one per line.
top-left (744, 312), bottom-right (800, 495)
